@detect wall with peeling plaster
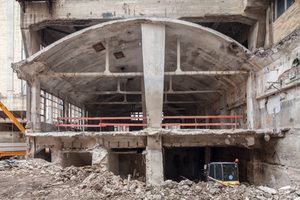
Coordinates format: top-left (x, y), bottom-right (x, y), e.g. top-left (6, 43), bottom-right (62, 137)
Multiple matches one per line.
top-left (254, 44), bottom-right (300, 189)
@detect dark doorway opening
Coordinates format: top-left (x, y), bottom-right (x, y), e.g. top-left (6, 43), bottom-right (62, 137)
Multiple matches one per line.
top-left (164, 147), bottom-right (205, 182)
top-left (108, 148), bottom-right (146, 181)
top-left (210, 147), bottom-right (250, 182)
top-left (35, 148), bottom-right (51, 162)
top-left (62, 152), bottom-right (92, 168)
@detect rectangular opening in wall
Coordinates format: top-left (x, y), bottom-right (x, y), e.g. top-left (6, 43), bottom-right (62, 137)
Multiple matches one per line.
top-left (164, 147), bottom-right (206, 182)
top-left (164, 146), bottom-right (251, 183)
top-left (210, 147), bottom-right (250, 182)
top-left (62, 152), bottom-right (92, 168)
top-left (108, 148), bottom-right (146, 181)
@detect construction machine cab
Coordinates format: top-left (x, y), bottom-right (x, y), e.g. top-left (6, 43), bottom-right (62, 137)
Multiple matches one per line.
top-left (204, 159), bottom-right (240, 185)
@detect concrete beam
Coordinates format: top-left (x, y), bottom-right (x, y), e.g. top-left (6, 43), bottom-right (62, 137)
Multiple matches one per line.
top-left (87, 100), bottom-right (205, 105)
top-left (69, 90), bottom-right (222, 95)
top-left (38, 70), bottom-right (248, 78)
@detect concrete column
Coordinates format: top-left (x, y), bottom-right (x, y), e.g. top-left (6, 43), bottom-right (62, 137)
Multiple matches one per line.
top-left (92, 146), bottom-right (108, 170)
top-left (26, 81), bottom-right (31, 129)
top-left (220, 90), bottom-right (230, 129)
top-left (6, 0), bottom-right (14, 110)
top-left (26, 136), bottom-right (35, 159)
top-left (146, 135), bottom-right (164, 185)
top-left (247, 71), bottom-right (261, 129)
top-left (141, 24), bottom-right (165, 128)
top-left (50, 95), bottom-right (54, 124)
top-left (21, 27), bottom-right (41, 58)
top-left (248, 21), bottom-right (259, 51)
top-left (31, 76), bottom-right (41, 132)
top-left (141, 77), bottom-right (147, 125)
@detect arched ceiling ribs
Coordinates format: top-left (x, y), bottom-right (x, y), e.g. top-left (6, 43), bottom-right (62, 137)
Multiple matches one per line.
top-left (13, 18), bottom-right (264, 112)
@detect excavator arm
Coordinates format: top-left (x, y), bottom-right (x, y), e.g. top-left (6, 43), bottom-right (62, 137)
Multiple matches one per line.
top-left (0, 100), bottom-right (25, 134)
top-left (0, 100), bottom-right (26, 158)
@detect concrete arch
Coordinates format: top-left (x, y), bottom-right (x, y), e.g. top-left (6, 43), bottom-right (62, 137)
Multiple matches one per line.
top-left (13, 18), bottom-right (262, 116)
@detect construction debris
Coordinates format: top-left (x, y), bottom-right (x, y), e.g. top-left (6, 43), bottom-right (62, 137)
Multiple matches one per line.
top-left (0, 159), bottom-right (299, 199)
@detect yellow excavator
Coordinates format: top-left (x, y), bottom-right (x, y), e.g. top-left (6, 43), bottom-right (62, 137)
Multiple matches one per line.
top-left (0, 100), bottom-right (26, 158)
top-left (204, 159), bottom-right (240, 185)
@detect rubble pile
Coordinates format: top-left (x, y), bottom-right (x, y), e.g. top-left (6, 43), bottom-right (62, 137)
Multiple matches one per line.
top-left (0, 159), bottom-right (299, 200)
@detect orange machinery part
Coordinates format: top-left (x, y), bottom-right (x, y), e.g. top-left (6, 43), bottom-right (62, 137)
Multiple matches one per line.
top-left (0, 151), bottom-right (26, 158)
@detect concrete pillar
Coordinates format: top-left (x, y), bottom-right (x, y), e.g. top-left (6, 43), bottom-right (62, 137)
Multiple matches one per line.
top-left (248, 21), bottom-right (259, 51)
top-left (21, 26), bottom-right (41, 57)
top-left (26, 136), bottom-right (35, 159)
top-left (6, 0), bottom-right (14, 110)
top-left (141, 77), bottom-right (147, 125)
top-left (220, 90), bottom-right (230, 129)
top-left (92, 146), bottom-right (108, 170)
top-left (31, 76), bottom-right (41, 132)
top-left (146, 135), bottom-right (164, 185)
top-left (141, 24), bottom-right (165, 128)
top-left (247, 71), bottom-right (261, 129)
top-left (51, 138), bottom-right (63, 164)
top-left (26, 81), bottom-right (31, 129)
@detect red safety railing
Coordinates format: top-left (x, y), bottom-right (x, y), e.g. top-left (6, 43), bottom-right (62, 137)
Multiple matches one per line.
top-left (56, 115), bottom-right (243, 131)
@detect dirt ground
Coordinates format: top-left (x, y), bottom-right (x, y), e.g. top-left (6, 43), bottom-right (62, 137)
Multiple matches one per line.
top-left (0, 159), bottom-right (299, 200)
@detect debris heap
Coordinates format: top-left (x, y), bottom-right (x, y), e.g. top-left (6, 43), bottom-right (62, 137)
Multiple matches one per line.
top-left (0, 159), bottom-right (299, 200)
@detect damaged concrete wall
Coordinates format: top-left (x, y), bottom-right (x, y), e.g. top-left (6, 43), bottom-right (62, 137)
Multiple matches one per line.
top-left (0, 0), bottom-right (25, 111)
top-left (256, 45), bottom-right (300, 130)
top-left (253, 42), bottom-right (300, 189)
top-left (21, 0), bottom-right (247, 28)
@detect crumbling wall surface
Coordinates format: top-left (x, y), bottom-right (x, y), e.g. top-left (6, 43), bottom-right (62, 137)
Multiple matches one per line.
top-left (92, 145), bottom-right (108, 170)
top-left (256, 42), bottom-right (300, 130)
top-left (273, 1), bottom-right (300, 44)
top-left (248, 134), bottom-right (300, 189)
top-left (21, 0), bottom-right (246, 28)
top-left (253, 36), bottom-right (300, 189)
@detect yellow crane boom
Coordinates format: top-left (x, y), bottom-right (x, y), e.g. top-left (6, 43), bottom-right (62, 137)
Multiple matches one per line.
top-left (0, 100), bottom-right (26, 158)
top-left (0, 100), bottom-right (25, 134)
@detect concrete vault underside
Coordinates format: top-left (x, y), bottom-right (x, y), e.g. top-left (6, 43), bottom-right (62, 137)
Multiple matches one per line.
top-left (14, 18), bottom-right (288, 186)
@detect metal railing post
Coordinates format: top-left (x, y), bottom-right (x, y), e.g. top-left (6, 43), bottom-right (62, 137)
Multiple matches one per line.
top-left (235, 115), bottom-right (237, 129)
top-left (57, 118), bottom-right (60, 132)
top-left (100, 119), bottom-right (102, 132)
top-left (82, 116), bottom-right (85, 132)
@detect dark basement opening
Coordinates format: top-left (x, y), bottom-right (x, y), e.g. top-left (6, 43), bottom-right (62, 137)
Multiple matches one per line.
top-left (164, 147), bottom-right (206, 182)
top-left (210, 147), bottom-right (251, 182)
top-left (35, 148), bottom-right (52, 162)
top-left (62, 152), bottom-right (92, 168)
top-left (108, 148), bottom-right (146, 181)
top-left (164, 146), bottom-right (251, 183)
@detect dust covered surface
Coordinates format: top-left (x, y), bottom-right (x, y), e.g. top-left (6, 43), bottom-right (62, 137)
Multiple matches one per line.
top-left (0, 159), bottom-right (299, 200)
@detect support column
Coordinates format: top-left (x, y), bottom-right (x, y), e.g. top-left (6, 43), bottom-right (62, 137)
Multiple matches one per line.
top-left (21, 27), bottom-right (41, 58)
top-left (146, 135), bottom-right (164, 185)
top-left (141, 24), bottom-right (165, 128)
top-left (141, 77), bottom-right (147, 125)
top-left (31, 76), bottom-right (41, 132)
top-left (248, 21), bottom-right (259, 51)
top-left (220, 90), bottom-right (230, 129)
top-left (247, 71), bottom-right (261, 129)
top-left (6, 0), bottom-right (14, 110)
